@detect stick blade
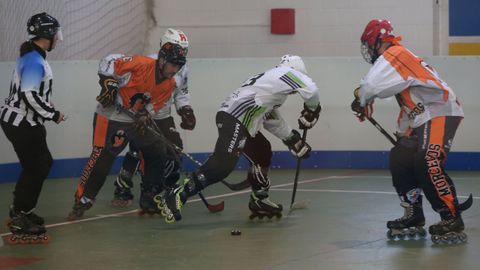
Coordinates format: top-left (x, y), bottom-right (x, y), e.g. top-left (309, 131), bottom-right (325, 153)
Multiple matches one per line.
top-left (207, 201), bottom-right (225, 213)
top-left (287, 200), bottom-right (310, 216)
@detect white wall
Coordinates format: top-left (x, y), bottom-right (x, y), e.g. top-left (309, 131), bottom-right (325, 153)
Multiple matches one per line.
top-left (1, 56), bottom-right (479, 164)
top-left (147, 0), bottom-right (437, 58)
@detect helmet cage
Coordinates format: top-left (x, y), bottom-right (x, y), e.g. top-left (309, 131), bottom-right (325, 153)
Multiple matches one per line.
top-left (158, 43), bottom-right (187, 67)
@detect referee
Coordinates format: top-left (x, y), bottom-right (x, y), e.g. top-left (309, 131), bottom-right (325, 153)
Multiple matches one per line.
top-left (0, 12), bottom-right (65, 241)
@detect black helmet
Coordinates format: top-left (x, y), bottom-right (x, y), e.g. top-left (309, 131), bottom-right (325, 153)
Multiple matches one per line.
top-left (27, 12), bottom-right (61, 40)
top-left (158, 43), bottom-right (187, 67)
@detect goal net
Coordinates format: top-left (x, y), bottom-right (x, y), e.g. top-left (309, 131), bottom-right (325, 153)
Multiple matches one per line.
top-left (0, 0), bottom-right (149, 61)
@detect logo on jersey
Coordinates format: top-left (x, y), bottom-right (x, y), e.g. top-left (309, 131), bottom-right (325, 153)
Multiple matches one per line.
top-left (407, 103), bottom-right (425, 120)
top-left (111, 130), bottom-right (127, 148)
top-left (425, 144), bottom-right (450, 197)
top-left (122, 56), bottom-right (133, 62)
top-left (129, 92), bottom-right (151, 112)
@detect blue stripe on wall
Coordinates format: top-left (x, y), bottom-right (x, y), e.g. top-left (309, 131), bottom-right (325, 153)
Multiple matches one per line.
top-left (1, 151), bottom-right (479, 183)
top-left (449, 0), bottom-right (480, 36)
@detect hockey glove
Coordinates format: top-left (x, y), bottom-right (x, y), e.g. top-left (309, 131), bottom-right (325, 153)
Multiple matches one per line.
top-left (351, 98), bottom-right (373, 122)
top-left (298, 103), bottom-right (321, 129)
top-left (282, 130), bottom-right (311, 158)
top-left (96, 74), bottom-right (119, 107)
top-left (133, 109), bottom-right (153, 136)
top-left (178, 105), bottom-right (196, 130)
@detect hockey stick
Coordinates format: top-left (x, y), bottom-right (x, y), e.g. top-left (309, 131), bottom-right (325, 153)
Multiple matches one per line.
top-left (366, 116), bottom-right (397, 146)
top-left (288, 129), bottom-right (310, 215)
top-left (221, 179), bottom-right (251, 191)
top-left (147, 121), bottom-right (225, 213)
top-left (118, 106), bottom-right (224, 213)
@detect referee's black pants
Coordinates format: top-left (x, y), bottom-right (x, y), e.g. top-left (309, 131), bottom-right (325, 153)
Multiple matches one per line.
top-left (1, 120), bottom-right (53, 213)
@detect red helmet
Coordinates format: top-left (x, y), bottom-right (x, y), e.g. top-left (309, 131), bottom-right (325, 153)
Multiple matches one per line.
top-left (361, 19), bottom-right (394, 47)
top-left (360, 19), bottom-right (395, 64)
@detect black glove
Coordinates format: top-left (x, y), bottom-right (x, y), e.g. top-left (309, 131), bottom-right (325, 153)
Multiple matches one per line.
top-left (133, 109), bottom-right (153, 135)
top-left (298, 103), bottom-right (321, 129)
top-left (96, 74), bottom-right (119, 107)
top-left (351, 87), bottom-right (373, 122)
top-left (282, 130), bottom-right (311, 158)
top-left (178, 105), bottom-right (196, 130)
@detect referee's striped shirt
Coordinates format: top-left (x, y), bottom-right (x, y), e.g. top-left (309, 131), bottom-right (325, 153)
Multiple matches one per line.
top-left (1, 43), bottom-right (60, 127)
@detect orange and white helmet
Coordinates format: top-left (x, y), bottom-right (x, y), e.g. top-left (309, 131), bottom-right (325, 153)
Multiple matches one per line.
top-left (161, 28), bottom-right (189, 52)
top-left (279, 55), bottom-right (308, 75)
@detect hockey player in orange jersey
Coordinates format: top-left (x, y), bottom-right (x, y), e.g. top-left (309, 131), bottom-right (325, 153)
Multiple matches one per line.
top-left (111, 29), bottom-right (195, 208)
top-left (351, 19), bottom-right (468, 244)
top-left (67, 40), bottom-right (187, 220)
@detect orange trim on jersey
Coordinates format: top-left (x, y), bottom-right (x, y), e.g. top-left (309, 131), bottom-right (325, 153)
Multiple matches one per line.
top-left (427, 116), bottom-right (456, 216)
top-left (399, 89), bottom-right (416, 110)
top-left (384, 46), bottom-right (449, 101)
top-left (93, 114), bottom-right (109, 147)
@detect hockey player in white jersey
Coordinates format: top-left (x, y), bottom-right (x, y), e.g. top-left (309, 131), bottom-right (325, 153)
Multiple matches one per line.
top-left (158, 55), bottom-right (321, 223)
top-left (351, 19), bottom-right (467, 243)
top-left (111, 29), bottom-right (196, 208)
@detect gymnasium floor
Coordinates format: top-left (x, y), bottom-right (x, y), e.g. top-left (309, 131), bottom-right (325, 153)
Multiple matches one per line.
top-left (0, 169), bottom-right (478, 270)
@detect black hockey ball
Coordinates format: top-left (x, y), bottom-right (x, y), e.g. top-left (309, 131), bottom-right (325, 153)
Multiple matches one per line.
top-left (231, 229), bottom-right (241, 236)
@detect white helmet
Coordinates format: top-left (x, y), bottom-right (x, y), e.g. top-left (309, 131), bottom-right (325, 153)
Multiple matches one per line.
top-left (161, 28), bottom-right (189, 50)
top-left (279, 55), bottom-right (308, 74)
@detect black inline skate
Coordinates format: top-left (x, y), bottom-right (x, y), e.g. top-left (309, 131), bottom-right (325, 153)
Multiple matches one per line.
top-left (7, 207), bottom-right (45, 226)
top-left (158, 185), bottom-right (186, 223)
top-left (111, 177), bottom-right (134, 207)
top-left (138, 184), bottom-right (161, 216)
top-left (386, 201), bottom-right (427, 240)
top-left (67, 198), bottom-right (93, 221)
top-left (5, 211), bottom-right (49, 244)
top-left (429, 213), bottom-right (467, 244)
top-left (248, 191), bottom-right (283, 220)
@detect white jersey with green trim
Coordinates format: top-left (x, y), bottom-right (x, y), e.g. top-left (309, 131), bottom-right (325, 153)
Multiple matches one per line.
top-left (219, 65), bottom-right (319, 138)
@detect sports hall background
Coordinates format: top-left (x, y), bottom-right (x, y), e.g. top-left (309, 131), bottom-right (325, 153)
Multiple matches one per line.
top-left (0, 0), bottom-right (479, 180)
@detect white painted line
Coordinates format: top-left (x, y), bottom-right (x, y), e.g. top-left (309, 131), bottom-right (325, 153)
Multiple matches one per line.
top-left (271, 188), bottom-right (479, 200)
top-left (1, 173), bottom-right (475, 237)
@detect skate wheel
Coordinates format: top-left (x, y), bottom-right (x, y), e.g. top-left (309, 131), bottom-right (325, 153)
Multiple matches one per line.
top-left (164, 215), bottom-right (175, 224)
top-left (19, 236), bottom-right (30, 244)
top-left (431, 235), bottom-right (441, 244)
top-left (407, 232), bottom-right (416, 239)
top-left (40, 235), bottom-right (50, 244)
top-left (248, 214), bottom-right (256, 220)
top-left (396, 233), bottom-right (406, 240)
top-left (6, 235), bottom-right (18, 245)
top-left (153, 194), bottom-right (162, 204)
top-left (418, 228), bottom-right (427, 238)
top-left (458, 232), bottom-right (467, 243)
top-left (440, 234), bottom-right (451, 244)
top-left (160, 209), bottom-right (169, 217)
top-left (386, 230), bottom-right (395, 240)
top-left (449, 234), bottom-right (459, 244)
top-left (29, 236), bottom-right (41, 244)
top-left (275, 213), bottom-right (282, 219)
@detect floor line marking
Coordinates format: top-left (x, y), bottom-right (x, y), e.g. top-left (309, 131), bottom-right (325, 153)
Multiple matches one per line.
top-left (3, 173), bottom-right (473, 237)
top-left (270, 188), bottom-right (479, 200)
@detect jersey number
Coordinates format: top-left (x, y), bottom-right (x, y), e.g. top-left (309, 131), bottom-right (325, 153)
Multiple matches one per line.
top-left (241, 73), bottom-right (264, 87)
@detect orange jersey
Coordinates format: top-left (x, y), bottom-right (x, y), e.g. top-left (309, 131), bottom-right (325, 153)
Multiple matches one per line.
top-left (358, 45), bottom-right (464, 130)
top-left (100, 54), bottom-right (176, 113)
